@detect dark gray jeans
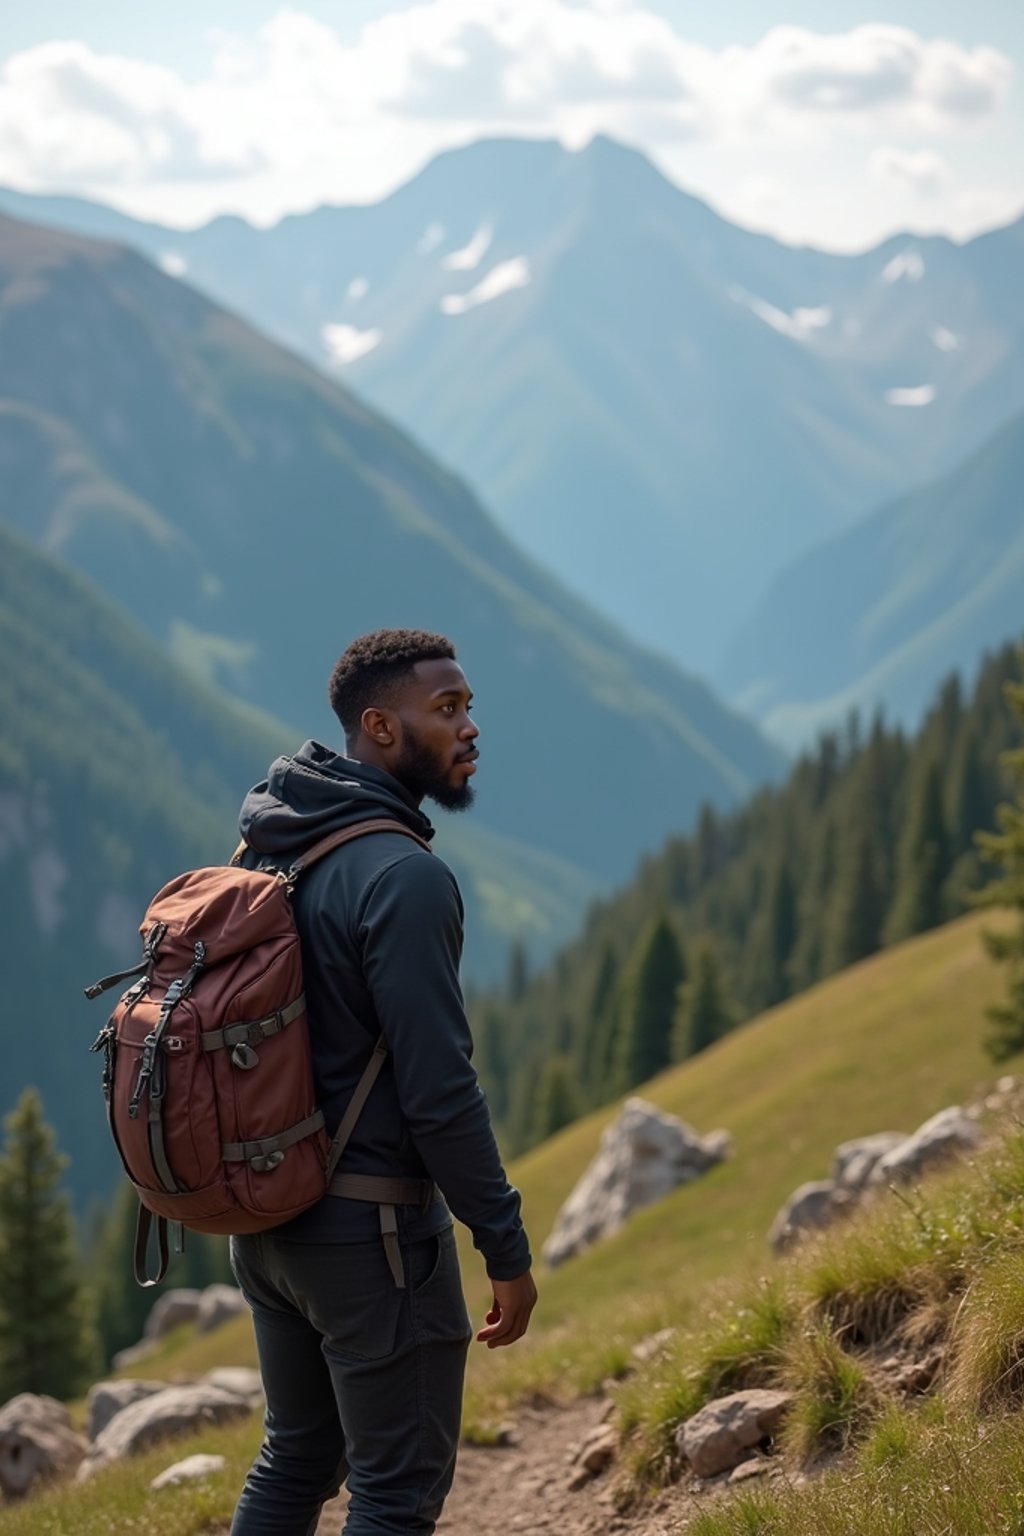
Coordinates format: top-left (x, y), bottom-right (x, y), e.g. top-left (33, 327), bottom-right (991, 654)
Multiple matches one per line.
top-left (229, 1223), bottom-right (472, 1536)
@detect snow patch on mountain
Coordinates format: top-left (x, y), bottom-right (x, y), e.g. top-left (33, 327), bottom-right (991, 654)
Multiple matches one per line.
top-left (322, 322), bottom-right (382, 364)
top-left (442, 224), bottom-right (493, 271)
top-left (159, 252), bottom-right (187, 278)
top-left (417, 222), bottom-right (445, 256)
top-left (886, 384), bottom-right (936, 406)
top-left (347, 277), bottom-right (369, 302)
top-left (441, 258), bottom-right (531, 316)
top-left (730, 287), bottom-right (832, 341)
top-left (930, 327), bottom-right (960, 351)
top-left (882, 250), bottom-right (925, 284)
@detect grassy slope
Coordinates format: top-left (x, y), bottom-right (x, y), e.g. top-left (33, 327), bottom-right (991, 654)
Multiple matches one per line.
top-left (7, 911), bottom-right (1007, 1532)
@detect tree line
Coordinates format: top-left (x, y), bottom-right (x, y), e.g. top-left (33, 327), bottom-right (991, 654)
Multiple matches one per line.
top-left (468, 642), bottom-right (1024, 1155)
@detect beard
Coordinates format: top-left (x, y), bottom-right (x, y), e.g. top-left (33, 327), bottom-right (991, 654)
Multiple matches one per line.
top-left (394, 729), bottom-right (475, 813)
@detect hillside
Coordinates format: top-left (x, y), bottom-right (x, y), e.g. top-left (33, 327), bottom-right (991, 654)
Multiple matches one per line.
top-left (3, 910), bottom-right (1013, 1535)
top-left (723, 411), bottom-right (1024, 744)
top-left (4, 139), bottom-right (1023, 675)
top-left (0, 521), bottom-right (596, 1206)
top-left (0, 208), bottom-right (781, 894)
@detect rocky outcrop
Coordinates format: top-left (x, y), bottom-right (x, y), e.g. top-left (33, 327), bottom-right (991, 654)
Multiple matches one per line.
top-left (769, 1106), bottom-right (984, 1252)
top-left (85, 1379), bottom-right (165, 1442)
top-left (143, 1288), bottom-right (203, 1340)
top-left (543, 1098), bottom-right (730, 1267)
top-left (0, 1394), bottom-right (87, 1499)
top-left (676, 1389), bottom-right (793, 1478)
top-left (78, 1384), bottom-right (252, 1479)
top-left (196, 1284), bottom-right (247, 1334)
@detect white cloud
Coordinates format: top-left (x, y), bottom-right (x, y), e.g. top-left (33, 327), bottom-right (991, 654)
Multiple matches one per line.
top-left (441, 256), bottom-right (530, 313)
top-left (322, 322), bottom-right (382, 363)
top-left (0, 8), bottom-right (1013, 248)
top-left (870, 147), bottom-right (947, 196)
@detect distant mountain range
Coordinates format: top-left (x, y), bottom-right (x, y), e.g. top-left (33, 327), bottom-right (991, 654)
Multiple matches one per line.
top-left (4, 136), bottom-right (1021, 684)
top-left (723, 411), bottom-right (1024, 744)
top-left (0, 209), bottom-right (780, 910)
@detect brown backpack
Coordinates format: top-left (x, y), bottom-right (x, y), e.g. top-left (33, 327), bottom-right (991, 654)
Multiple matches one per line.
top-left (85, 819), bottom-right (429, 1285)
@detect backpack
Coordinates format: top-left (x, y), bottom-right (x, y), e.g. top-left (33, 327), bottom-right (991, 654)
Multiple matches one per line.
top-left (85, 818), bottom-right (430, 1286)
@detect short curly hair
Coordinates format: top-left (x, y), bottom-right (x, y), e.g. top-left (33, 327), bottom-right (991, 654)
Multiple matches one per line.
top-left (328, 628), bottom-right (456, 745)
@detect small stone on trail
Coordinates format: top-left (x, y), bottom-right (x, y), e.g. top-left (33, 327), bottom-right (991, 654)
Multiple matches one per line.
top-left (567, 1423), bottom-right (618, 1489)
top-left (151, 1452), bottom-right (226, 1490)
top-left (729, 1457), bottom-right (768, 1483)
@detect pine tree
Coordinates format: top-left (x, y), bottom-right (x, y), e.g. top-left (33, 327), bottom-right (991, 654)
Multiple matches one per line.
top-left (750, 858), bottom-right (797, 1008)
top-left (532, 1056), bottom-right (579, 1143)
top-left (674, 937), bottom-right (735, 1059)
top-left (885, 761), bottom-right (950, 943)
top-left (615, 915), bottom-right (686, 1089)
top-left (506, 939), bottom-right (529, 1004)
top-left (576, 939), bottom-right (619, 1095)
top-left (975, 667), bottom-right (1024, 1061)
top-left (824, 823), bottom-right (883, 973)
top-left (0, 1088), bottom-right (99, 1399)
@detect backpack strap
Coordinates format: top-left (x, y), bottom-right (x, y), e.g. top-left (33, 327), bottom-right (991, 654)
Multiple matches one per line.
top-left (287, 818), bottom-right (432, 883)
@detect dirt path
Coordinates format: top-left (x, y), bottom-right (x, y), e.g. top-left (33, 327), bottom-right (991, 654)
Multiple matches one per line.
top-left (315, 1395), bottom-right (720, 1536)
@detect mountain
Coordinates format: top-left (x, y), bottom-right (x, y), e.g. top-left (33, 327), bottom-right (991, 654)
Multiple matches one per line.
top-left (0, 519), bottom-right (605, 1205)
top-left (722, 412), bottom-right (1024, 745)
top-left (4, 137), bottom-right (1022, 678)
top-left (0, 209), bottom-right (780, 899)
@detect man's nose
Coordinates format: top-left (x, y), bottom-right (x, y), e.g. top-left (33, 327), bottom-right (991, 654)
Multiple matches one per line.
top-left (461, 715), bottom-right (479, 739)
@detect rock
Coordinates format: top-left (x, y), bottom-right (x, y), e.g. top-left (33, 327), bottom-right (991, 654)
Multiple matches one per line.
top-left (85, 1380), bottom-right (166, 1442)
top-left (632, 1327), bottom-right (677, 1365)
top-left (79, 1385), bottom-right (252, 1477)
top-left (832, 1133), bottom-right (905, 1193)
top-left (151, 1452), bottom-right (226, 1490)
top-left (729, 1457), bottom-right (769, 1483)
top-left (871, 1107), bottom-right (981, 1186)
top-left (768, 1180), bottom-right (847, 1253)
top-left (196, 1284), bottom-right (247, 1334)
top-left (202, 1366), bottom-right (264, 1408)
top-left (567, 1424), bottom-right (618, 1490)
top-left (143, 1288), bottom-right (202, 1341)
top-left (677, 1389), bottom-right (793, 1479)
top-left (543, 1098), bottom-right (730, 1267)
top-left (0, 1394), bottom-right (87, 1498)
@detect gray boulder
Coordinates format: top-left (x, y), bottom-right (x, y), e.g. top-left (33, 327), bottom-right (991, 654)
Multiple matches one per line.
top-left (676, 1389), bottom-right (793, 1478)
top-left (202, 1366), bottom-right (264, 1408)
top-left (768, 1180), bottom-right (846, 1254)
top-left (151, 1452), bottom-right (226, 1490)
top-left (542, 1098), bottom-right (730, 1267)
top-left (196, 1283), bottom-right (247, 1334)
top-left (85, 1379), bottom-right (166, 1442)
top-left (0, 1394), bottom-right (87, 1498)
top-left (832, 1133), bottom-right (905, 1193)
top-left (871, 1107), bottom-right (981, 1186)
top-left (79, 1384), bottom-right (252, 1477)
top-left (143, 1288), bottom-right (202, 1341)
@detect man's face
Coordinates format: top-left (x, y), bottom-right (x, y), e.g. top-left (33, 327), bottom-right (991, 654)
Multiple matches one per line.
top-left (391, 658), bottom-right (479, 812)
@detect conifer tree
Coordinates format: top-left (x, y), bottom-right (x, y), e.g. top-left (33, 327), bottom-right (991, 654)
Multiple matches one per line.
top-left (506, 939), bottom-right (530, 1004)
top-left (885, 761), bottom-right (950, 943)
top-left (975, 666), bottom-right (1024, 1061)
top-left (532, 1056), bottom-right (579, 1143)
top-left (674, 937), bottom-right (735, 1059)
top-left (576, 939), bottom-right (619, 1095)
top-left (824, 823), bottom-right (883, 973)
top-left (750, 858), bottom-right (797, 1008)
top-left (0, 1088), bottom-right (99, 1400)
top-left (615, 915), bottom-right (686, 1089)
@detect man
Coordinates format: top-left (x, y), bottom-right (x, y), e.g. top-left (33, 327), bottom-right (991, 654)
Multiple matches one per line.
top-left (230, 628), bottom-right (536, 1536)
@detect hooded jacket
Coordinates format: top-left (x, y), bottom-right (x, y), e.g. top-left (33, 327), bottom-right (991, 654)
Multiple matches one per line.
top-left (237, 740), bottom-right (530, 1280)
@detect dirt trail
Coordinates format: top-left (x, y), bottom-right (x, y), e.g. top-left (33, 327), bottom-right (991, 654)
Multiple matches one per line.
top-left (315, 1395), bottom-right (713, 1536)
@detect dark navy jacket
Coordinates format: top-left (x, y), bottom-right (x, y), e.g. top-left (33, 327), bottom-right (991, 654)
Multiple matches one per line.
top-left (237, 740), bottom-right (531, 1280)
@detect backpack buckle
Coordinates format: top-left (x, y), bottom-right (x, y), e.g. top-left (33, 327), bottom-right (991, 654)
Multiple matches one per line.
top-left (251, 1150), bottom-right (284, 1173)
top-left (231, 1043), bottom-right (259, 1071)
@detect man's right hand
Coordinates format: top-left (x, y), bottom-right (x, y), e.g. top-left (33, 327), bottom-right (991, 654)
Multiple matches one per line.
top-left (475, 1269), bottom-right (538, 1348)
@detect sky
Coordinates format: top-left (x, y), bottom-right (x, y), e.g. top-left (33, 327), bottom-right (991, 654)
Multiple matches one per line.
top-left (0, 1), bottom-right (1020, 251)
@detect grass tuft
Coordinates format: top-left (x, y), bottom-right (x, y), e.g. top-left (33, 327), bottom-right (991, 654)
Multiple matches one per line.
top-left (946, 1245), bottom-right (1024, 1409)
top-left (779, 1326), bottom-right (879, 1462)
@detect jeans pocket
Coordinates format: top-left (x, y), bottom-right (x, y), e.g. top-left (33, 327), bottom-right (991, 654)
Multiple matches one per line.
top-left (409, 1234), bottom-right (444, 1295)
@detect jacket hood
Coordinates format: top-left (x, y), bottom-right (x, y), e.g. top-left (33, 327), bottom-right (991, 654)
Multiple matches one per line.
top-left (239, 740), bottom-right (434, 860)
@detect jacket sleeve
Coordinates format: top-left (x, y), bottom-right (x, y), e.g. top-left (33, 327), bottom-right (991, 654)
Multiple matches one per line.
top-left (357, 850), bottom-right (532, 1280)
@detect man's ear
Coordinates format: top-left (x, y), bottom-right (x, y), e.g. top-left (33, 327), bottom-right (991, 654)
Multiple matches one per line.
top-left (361, 707), bottom-right (395, 747)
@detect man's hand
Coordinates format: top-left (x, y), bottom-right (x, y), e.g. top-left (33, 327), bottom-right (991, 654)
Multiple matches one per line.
top-left (475, 1269), bottom-right (538, 1349)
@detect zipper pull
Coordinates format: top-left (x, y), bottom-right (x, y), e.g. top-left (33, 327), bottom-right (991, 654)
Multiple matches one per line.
top-left (127, 1035), bottom-right (157, 1119)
